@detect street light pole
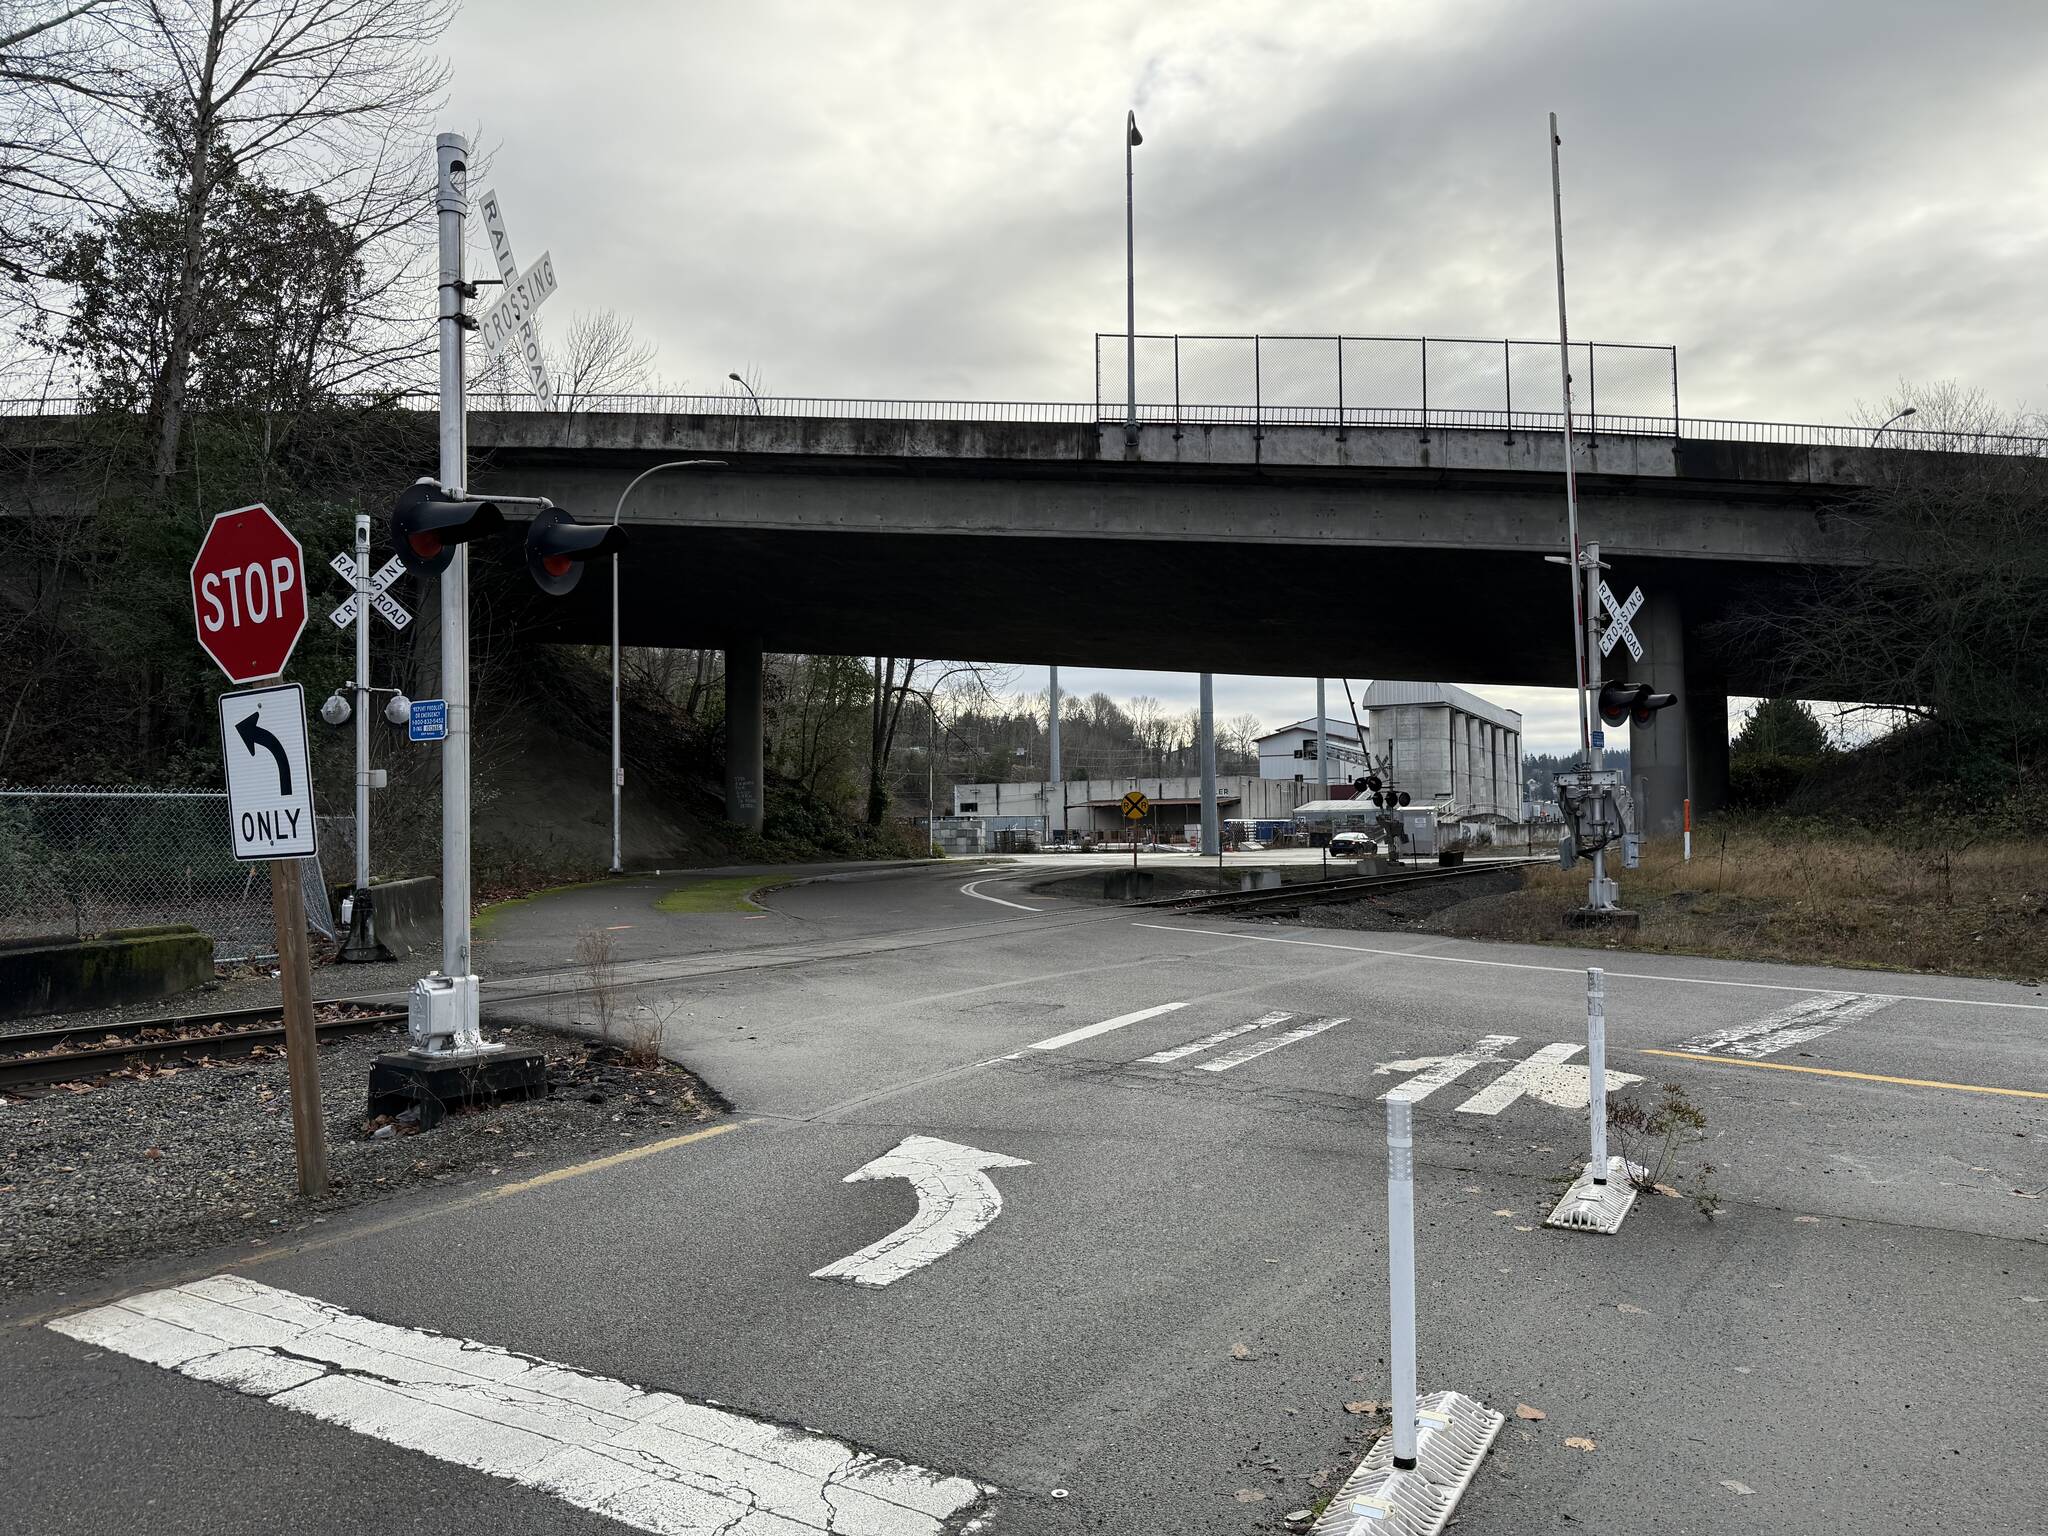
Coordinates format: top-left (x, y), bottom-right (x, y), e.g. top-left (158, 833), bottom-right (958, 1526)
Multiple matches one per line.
top-left (1872, 406), bottom-right (1916, 444)
top-left (609, 459), bottom-right (725, 873)
top-left (728, 372), bottom-right (764, 415)
top-left (1125, 109), bottom-right (1142, 448)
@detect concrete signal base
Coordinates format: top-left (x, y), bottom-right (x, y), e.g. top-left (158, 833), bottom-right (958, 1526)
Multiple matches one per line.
top-left (1563, 907), bottom-right (1642, 930)
top-left (1309, 1391), bottom-right (1505, 1536)
top-left (367, 1050), bottom-right (548, 1130)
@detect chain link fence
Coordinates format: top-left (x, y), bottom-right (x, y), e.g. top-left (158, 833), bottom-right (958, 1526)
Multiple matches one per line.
top-left (0, 788), bottom-right (338, 962)
top-left (1095, 333), bottom-right (1681, 435)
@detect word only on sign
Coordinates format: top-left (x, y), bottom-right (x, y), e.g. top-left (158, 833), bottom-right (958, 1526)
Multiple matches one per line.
top-left (219, 683), bottom-right (317, 860)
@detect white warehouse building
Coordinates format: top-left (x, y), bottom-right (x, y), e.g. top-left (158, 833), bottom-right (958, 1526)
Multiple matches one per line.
top-left (1361, 680), bottom-right (1522, 822)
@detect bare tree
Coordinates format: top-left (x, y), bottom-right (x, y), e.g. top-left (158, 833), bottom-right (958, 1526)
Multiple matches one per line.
top-left (66, 0), bottom-right (456, 487)
top-left (1721, 381), bottom-right (2048, 779)
top-left (471, 305), bottom-right (661, 411)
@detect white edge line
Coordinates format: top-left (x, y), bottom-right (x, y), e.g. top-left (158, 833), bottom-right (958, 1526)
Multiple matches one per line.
top-left (960, 878), bottom-right (1041, 913)
top-left (1128, 922), bottom-right (2048, 1013)
top-left (1028, 1000), bottom-right (1190, 1052)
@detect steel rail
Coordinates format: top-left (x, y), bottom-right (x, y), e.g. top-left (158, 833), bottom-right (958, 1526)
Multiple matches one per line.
top-left (0, 1005), bottom-right (406, 1090)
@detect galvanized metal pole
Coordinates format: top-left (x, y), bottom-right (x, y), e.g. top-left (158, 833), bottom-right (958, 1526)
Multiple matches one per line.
top-left (1199, 673), bottom-right (1218, 857)
top-left (1549, 113), bottom-right (1592, 758)
top-left (1587, 967), bottom-right (1609, 1183)
top-left (1125, 111), bottom-right (1141, 448)
top-left (353, 514), bottom-right (371, 916)
top-left (1386, 1094), bottom-right (1419, 1470)
top-left (435, 133), bottom-right (472, 999)
top-left (271, 858), bottom-right (329, 1196)
top-left (1048, 665), bottom-right (1062, 788)
top-left (610, 557), bottom-right (621, 872)
top-left (1584, 539), bottom-right (1610, 909)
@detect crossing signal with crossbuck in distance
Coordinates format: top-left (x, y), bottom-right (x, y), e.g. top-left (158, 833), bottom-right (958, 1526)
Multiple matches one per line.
top-left (1599, 680), bottom-right (1679, 728)
top-left (392, 480), bottom-right (504, 576)
top-left (525, 506), bottom-right (626, 596)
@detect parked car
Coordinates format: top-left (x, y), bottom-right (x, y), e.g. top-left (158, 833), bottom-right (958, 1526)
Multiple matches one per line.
top-left (1329, 832), bottom-right (1378, 858)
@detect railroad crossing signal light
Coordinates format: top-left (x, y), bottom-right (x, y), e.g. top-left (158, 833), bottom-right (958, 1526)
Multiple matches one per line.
top-left (525, 506), bottom-right (626, 596)
top-left (392, 480), bottom-right (503, 576)
top-left (1631, 689), bottom-right (1678, 727)
top-left (1599, 680), bottom-right (1679, 728)
top-left (1599, 680), bottom-right (1648, 728)
top-left (1396, 790), bottom-right (1411, 807)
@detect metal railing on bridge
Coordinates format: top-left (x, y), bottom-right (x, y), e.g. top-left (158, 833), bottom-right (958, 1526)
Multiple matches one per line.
top-left (1093, 332), bottom-right (1681, 438)
top-left (4, 382), bottom-right (2043, 456)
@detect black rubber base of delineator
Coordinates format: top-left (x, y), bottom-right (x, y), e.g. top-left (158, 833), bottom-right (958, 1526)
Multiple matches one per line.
top-left (366, 1050), bottom-right (549, 1129)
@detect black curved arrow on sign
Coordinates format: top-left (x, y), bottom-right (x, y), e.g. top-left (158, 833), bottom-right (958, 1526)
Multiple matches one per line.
top-left (234, 709), bottom-right (292, 796)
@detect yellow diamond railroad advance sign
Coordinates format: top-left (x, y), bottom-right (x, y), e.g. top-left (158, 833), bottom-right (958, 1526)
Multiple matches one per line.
top-left (1121, 789), bottom-right (1151, 821)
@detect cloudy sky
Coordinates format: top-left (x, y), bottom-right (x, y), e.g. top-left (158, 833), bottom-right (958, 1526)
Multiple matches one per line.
top-left (447, 0), bottom-right (2048, 751)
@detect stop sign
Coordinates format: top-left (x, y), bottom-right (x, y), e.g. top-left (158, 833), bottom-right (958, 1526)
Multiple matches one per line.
top-left (191, 504), bottom-right (308, 684)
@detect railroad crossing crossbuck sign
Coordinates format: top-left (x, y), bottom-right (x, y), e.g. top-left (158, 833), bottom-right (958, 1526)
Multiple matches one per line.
top-left (218, 682), bottom-right (317, 861)
top-left (329, 550), bottom-right (412, 631)
top-left (1598, 580), bottom-right (1645, 662)
top-left (1122, 789), bottom-right (1151, 821)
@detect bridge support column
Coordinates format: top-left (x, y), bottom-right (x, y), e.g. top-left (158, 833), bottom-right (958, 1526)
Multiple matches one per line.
top-left (1687, 687), bottom-right (1730, 821)
top-left (1632, 596), bottom-right (1689, 836)
top-left (724, 643), bottom-right (764, 834)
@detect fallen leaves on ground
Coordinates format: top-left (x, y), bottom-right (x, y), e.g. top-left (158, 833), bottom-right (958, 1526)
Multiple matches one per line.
top-left (1492, 1208), bottom-right (1516, 1217)
top-left (1515, 1404), bottom-right (1546, 1421)
top-left (1230, 1343), bottom-right (1253, 1360)
top-left (1651, 1183), bottom-right (1681, 1198)
top-left (1344, 1400), bottom-right (1380, 1415)
top-left (1616, 1303), bottom-right (1647, 1315)
top-left (1564, 1436), bottom-right (1597, 1452)
top-left (1233, 1489), bottom-right (1267, 1503)
top-left (1721, 1479), bottom-right (1756, 1495)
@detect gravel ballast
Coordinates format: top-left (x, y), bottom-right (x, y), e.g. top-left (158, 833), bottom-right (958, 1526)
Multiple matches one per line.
top-left (0, 1019), bottom-right (721, 1298)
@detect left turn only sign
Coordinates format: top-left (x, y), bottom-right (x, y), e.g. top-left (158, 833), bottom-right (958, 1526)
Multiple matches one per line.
top-left (219, 683), bottom-right (317, 861)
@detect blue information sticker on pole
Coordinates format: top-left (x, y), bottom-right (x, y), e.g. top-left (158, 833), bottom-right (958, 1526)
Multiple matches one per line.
top-left (1590, 728), bottom-right (1605, 750)
top-left (409, 699), bottom-right (448, 742)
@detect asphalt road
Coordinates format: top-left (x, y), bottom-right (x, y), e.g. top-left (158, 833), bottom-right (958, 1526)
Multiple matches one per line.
top-left (7, 859), bottom-right (2044, 1535)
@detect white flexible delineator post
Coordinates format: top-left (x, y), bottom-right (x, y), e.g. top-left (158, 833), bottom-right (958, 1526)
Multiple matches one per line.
top-left (1588, 967), bottom-right (1608, 1182)
top-left (1548, 962), bottom-right (1637, 1232)
top-left (1387, 1094), bottom-right (1419, 1470)
top-left (1312, 1094), bottom-right (1502, 1535)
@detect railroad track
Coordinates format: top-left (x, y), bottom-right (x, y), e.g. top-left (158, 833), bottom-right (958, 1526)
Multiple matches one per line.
top-left (0, 1001), bottom-right (407, 1092)
top-left (1153, 856), bottom-right (1550, 915)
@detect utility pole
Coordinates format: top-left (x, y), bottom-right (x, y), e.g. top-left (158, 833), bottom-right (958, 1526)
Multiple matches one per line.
top-left (1125, 110), bottom-right (1142, 448)
top-left (1316, 677), bottom-right (1329, 803)
top-left (435, 132), bottom-right (480, 1034)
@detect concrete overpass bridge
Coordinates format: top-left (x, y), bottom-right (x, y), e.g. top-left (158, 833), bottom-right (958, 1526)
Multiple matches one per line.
top-left (465, 402), bottom-right (1944, 834)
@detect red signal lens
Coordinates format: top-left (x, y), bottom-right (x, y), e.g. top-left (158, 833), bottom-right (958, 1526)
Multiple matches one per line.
top-left (408, 531), bottom-right (443, 558)
top-left (542, 553), bottom-right (574, 578)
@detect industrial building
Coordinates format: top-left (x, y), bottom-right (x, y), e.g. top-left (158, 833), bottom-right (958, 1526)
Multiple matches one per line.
top-left (945, 681), bottom-right (1523, 849)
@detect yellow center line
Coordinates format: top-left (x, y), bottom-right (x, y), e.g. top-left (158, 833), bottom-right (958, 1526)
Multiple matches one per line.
top-left (484, 1121), bottom-right (747, 1199)
top-left (1640, 1050), bottom-right (2048, 1100)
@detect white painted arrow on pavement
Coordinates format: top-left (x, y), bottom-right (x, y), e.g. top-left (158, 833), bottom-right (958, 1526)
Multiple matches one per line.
top-left (812, 1134), bottom-right (1030, 1289)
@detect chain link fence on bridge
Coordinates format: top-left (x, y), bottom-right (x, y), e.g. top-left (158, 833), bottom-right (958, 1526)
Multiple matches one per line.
top-left (1095, 333), bottom-right (1681, 435)
top-left (0, 787), bottom-right (339, 962)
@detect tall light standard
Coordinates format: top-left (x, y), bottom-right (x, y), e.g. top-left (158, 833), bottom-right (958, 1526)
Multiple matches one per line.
top-left (1125, 109), bottom-right (1142, 448)
top-left (609, 459), bottom-right (725, 873)
top-left (728, 372), bottom-right (764, 415)
top-left (1872, 406), bottom-right (1916, 444)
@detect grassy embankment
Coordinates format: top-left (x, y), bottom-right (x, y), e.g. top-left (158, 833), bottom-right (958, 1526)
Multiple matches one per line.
top-left (1432, 822), bottom-right (2048, 982)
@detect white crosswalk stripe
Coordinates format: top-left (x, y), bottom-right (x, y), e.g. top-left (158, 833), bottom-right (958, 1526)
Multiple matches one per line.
top-left (1139, 1011), bottom-right (1294, 1064)
top-left (1027, 1001), bottom-right (1189, 1051)
top-left (1375, 1035), bottom-right (1518, 1103)
top-left (1454, 1041), bottom-right (1587, 1114)
top-left (50, 1275), bottom-right (991, 1533)
top-left (1197, 1015), bottom-right (1348, 1072)
top-left (1678, 992), bottom-right (1893, 1058)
